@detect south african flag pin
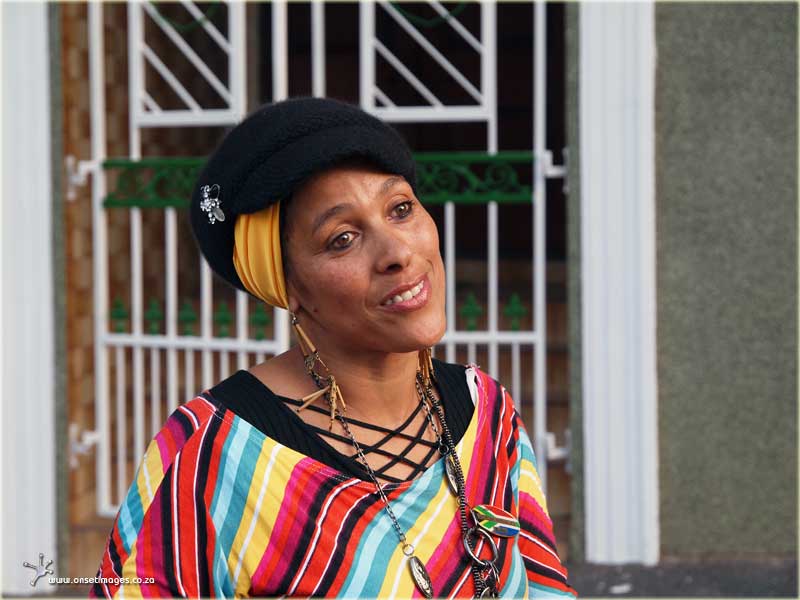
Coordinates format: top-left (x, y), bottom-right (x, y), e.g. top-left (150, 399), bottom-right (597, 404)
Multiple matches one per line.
top-left (472, 504), bottom-right (520, 538)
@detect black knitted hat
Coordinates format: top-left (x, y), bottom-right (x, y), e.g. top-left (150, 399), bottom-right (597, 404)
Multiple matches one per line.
top-left (189, 96), bottom-right (417, 293)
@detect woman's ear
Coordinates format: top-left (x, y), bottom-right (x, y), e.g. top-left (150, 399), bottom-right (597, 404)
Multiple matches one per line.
top-left (287, 290), bottom-right (317, 316)
top-left (287, 292), bottom-right (301, 314)
top-left (286, 273), bottom-right (316, 315)
top-left (286, 277), bottom-right (307, 314)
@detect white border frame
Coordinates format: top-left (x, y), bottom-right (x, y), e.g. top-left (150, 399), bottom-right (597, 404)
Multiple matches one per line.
top-left (579, 0), bottom-right (660, 564)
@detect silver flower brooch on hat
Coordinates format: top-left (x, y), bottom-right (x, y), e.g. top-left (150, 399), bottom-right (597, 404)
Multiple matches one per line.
top-left (200, 184), bottom-right (226, 224)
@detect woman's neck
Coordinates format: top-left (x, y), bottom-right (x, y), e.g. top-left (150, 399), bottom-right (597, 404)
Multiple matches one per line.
top-left (305, 341), bottom-right (423, 427)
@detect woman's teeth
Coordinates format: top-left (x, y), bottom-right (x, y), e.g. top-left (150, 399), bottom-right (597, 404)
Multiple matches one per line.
top-left (384, 281), bottom-right (424, 306)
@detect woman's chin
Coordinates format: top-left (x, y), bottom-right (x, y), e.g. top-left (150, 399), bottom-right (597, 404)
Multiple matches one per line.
top-left (363, 322), bottom-right (444, 355)
top-left (404, 317), bottom-right (447, 350)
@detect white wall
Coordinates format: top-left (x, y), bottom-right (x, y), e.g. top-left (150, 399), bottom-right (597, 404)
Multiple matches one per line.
top-left (1, 1), bottom-right (58, 594)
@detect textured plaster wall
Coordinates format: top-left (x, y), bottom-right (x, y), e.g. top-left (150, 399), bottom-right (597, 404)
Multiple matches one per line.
top-left (565, 1), bottom-right (584, 563)
top-left (49, 3), bottom-right (69, 576)
top-left (656, 3), bottom-right (797, 556)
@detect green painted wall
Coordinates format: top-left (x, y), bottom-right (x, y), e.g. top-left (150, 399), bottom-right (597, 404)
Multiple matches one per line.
top-left (655, 3), bottom-right (797, 556)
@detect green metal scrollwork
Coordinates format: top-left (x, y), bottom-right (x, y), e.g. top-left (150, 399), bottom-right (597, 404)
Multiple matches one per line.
top-left (250, 304), bottom-right (272, 341)
top-left (145, 298), bottom-right (164, 334)
top-left (389, 2), bottom-right (468, 29)
top-left (214, 300), bottom-right (233, 337)
top-left (460, 292), bottom-right (483, 331)
top-left (102, 152), bottom-right (534, 209)
top-left (147, 0), bottom-right (222, 33)
top-left (111, 298), bottom-right (129, 333)
top-left (179, 300), bottom-right (198, 336)
top-left (503, 293), bottom-right (527, 331)
top-left (104, 158), bottom-right (203, 209)
top-left (414, 151), bottom-right (533, 205)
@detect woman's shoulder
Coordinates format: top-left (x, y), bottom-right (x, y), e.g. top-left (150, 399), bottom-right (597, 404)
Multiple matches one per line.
top-left (204, 367), bottom-right (305, 440)
top-left (155, 394), bottom-right (223, 453)
top-left (430, 359), bottom-right (516, 413)
top-left (447, 363), bottom-right (522, 436)
top-left (433, 360), bottom-right (510, 402)
top-left (145, 368), bottom-right (282, 470)
top-left (430, 357), bottom-right (468, 384)
top-left (433, 358), bottom-right (513, 390)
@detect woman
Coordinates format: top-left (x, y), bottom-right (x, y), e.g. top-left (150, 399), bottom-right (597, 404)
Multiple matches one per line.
top-left (91, 97), bottom-right (576, 599)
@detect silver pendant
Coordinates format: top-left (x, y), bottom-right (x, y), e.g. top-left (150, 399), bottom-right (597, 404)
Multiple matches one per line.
top-left (212, 206), bottom-right (226, 222)
top-left (408, 556), bottom-right (433, 599)
top-left (445, 452), bottom-right (460, 495)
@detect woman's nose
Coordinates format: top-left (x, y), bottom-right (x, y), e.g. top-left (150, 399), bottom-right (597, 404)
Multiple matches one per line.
top-left (374, 228), bottom-right (414, 274)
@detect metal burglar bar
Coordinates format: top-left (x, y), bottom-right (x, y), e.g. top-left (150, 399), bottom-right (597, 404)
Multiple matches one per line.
top-left (360, 0), bottom-right (499, 378)
top-left (132, 1), bottom-right (247, 127)
top-left (87, 1), bottom-right (251, 517)
top-left (78, 1), bottom-right (567, 518)
top-left (359, 1), bottom-right (565, 489)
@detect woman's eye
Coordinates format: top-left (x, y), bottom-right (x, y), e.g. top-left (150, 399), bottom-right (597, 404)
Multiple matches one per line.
top-left (392, 200), bottom-right (414, 219)
top-left (329, 232), bottom-right (355, 250)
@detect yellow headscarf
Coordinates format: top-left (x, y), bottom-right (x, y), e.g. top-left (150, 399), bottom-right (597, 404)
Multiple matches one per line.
top-left (232, 202), bottom-right (289, 309)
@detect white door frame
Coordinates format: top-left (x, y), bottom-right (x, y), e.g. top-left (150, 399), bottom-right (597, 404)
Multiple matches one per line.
top-left (579, 0), bottom-right (660, 565)
top-left (1, 1), bottom-right (58, 593)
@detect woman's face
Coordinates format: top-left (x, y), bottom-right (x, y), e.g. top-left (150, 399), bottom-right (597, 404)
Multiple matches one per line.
top-left (283, 162), bottom-right (446, 354)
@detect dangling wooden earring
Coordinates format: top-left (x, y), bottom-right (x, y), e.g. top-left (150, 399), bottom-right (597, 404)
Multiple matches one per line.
top-left (418, 347), bottom-right (435, 388)
top-left (291, 312), bottom-right (346, 430)
top-left (291, 311), bottom-right (319, 373)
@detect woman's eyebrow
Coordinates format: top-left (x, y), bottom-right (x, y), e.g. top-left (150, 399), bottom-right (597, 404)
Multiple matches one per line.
top-left (380, 175), bottom-right (405, 195)
top-left (311, 203), bottom-right (352, 235)
top-left (310, 177), bottom-right (407, 234)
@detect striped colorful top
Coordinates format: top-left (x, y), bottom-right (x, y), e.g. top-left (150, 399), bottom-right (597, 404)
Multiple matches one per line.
top-left (91, 365), bottom-right (577, 598)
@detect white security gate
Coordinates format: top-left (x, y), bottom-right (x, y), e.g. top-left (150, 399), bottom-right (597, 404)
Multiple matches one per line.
top-left (73, 0), bottom-right (566, 518)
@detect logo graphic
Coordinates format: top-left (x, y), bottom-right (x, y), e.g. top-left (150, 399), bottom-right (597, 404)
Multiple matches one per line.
top-left (22, 553), bottom-right (54, 587)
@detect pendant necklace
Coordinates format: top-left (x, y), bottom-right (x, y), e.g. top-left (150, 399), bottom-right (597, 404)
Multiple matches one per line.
top-left (417, 374), bottom-right (521, 597)
top-left (316, 376), bottom-right (513, 598)
top-left (290, 314), bottom-right (517, 598)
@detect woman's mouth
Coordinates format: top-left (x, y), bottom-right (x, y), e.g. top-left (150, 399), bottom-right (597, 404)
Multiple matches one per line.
top-left (380, 276), bottom-right (431, 311)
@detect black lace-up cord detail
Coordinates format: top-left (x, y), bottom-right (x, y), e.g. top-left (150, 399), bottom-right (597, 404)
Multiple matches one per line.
top-left (284, 394), bottom-right (424, 438)
top-left (283, 395), bottom-right (441, 483)
top-left (369, 421), bottom-right (441, 481)
top-left (303, 421), bottom-right (439, 483)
